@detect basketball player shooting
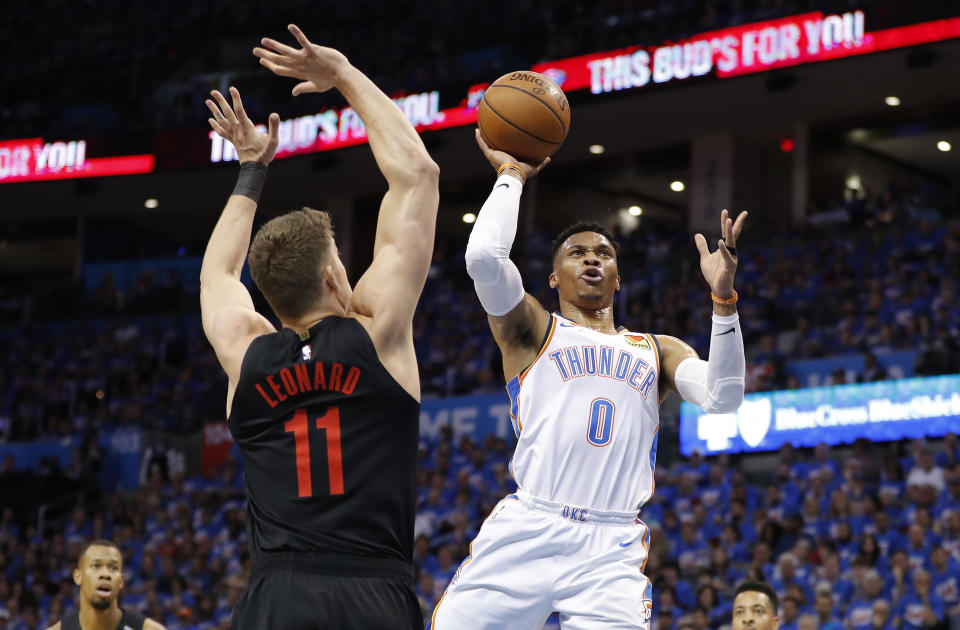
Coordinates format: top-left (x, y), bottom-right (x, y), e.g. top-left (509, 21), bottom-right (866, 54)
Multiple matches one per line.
top-left (200, 24), bottom-right (438, 630)
top-left (47, 539), bottom-right (165, 630)
top-left (431, 132), bottom-right (746, 629)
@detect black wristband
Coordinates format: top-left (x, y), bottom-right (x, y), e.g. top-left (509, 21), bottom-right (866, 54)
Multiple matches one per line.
top-left (232, 161), bottom-right (268, 203)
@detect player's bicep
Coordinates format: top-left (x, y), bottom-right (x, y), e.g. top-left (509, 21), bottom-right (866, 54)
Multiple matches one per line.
top-left (352, 238), bottom-right (427, 336)
top-left (655, 334), bottom-right (699, 400)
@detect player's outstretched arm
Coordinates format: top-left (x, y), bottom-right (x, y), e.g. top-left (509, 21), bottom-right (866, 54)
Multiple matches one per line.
top-left (466, 131), bottom-right (552, 380)
top-left (255, 25), bottom-right (438, 397)
top-left (199, 88), bottom-right (278, 401)
top-left (657, 210), bottom-right (747, 412)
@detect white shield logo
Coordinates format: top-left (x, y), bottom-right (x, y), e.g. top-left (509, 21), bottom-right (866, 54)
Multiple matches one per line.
top-left (737, 398), bottom-right (772, 448)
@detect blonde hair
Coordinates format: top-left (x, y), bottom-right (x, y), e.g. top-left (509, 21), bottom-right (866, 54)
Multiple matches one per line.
top-left (248, 208), bottom-right (334, 319)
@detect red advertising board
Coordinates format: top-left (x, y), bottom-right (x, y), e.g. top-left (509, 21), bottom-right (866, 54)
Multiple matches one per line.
top-left (0, 137), bottom-right (154, 183)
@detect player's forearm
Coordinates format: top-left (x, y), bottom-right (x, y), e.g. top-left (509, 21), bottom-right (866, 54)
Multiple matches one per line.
top-left (201, 162), bottom-right (268, 282)
top-left (200, 195), bottom-right (257, 282)
top-left (674, 311), bottom-right (745, 413)
top-left (336, 65), bottom-right (438, 185)
top-left (464, 175), bottom-right (526, 315)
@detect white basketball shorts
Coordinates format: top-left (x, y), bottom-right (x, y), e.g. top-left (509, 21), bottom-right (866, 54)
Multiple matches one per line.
top-left (431, 490), bottom-right (653, 630)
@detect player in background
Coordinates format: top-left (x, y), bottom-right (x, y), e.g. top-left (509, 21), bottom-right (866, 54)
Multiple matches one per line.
top-left (201, 24), bottom-right (438, 629)
top-left (732, 581), bottom-right (781, 630)
top-left (432, 132), bottom-right (746, 628)
top-left (47, 539), bottom-right (166, 630)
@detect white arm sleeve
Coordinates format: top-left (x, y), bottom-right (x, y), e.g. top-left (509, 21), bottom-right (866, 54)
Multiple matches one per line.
top-left (674, 312), bottom-right (745, 413)
top-left (464, 175), bottom-right (526, 316)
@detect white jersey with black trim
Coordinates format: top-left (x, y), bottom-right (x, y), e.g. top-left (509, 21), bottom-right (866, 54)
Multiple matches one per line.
top-left (505, 313), bottom-right (662, 513)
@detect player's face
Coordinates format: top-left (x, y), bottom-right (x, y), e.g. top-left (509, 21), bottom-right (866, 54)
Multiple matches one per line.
top-left (74, 545), bottom-right (123, 610)
top-left (549, 232), bottom-right (620, 307)
top-left (732, 591), bottom-right (779, 630)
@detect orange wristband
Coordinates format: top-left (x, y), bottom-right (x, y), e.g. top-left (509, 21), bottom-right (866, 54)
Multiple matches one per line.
top-left (711, 290), bottom-right (738, 305)
top-left (497, 162), bottom-right (525, 183)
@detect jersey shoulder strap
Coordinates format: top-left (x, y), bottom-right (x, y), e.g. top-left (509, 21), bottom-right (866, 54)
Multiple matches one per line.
top-left (118, 608), bottom-right (147, 630)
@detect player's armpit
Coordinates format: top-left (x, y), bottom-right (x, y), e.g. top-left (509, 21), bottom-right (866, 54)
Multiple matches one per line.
top-left (488, 294), bottom-right (552, 380)
top-left (203, 303), bottom-right (275, 382)
top-left (144, 618), bottom-right (168, 630)
top-left (653, 334), bottom-right (699, 401)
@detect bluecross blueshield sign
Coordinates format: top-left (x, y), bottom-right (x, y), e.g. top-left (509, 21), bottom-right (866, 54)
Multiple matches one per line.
top-left (680, 374), bottom-right (960, 455)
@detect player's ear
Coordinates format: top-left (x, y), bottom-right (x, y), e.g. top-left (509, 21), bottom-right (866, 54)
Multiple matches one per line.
top-left (73, 568), bottom-right (81, 586)
top-left (322, 265), bottom-right (337, 290)
top-left (615, 274), bottom-right (621, 292)
top-left (548, 271), bottom-right (558, 288)
top-left (117, 570), bottom-right (125, 592)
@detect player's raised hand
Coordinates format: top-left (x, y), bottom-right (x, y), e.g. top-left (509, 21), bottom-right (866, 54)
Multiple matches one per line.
top-left (205, 87), bottom-right (280, 165)
top-left (694, 209), bottom-right (748, 298)
top-left (254, 24), bottom-right (350, 96)
top-left (475, 129), bottom-right (549, 180)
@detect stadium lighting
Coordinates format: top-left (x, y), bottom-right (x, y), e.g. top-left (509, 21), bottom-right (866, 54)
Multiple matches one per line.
top-left (462, 212), bottom-right (477, 224)
top-left (628, 206), bottom-right (642, 216)
top-left (846, 175), bottom-right (863, 191)
top-left (144, 198), bottom-right (159, 209)
top-left (670, 180), bottom-right (685, 192)
top-left (937, 141), bottom-right (952, 152)
top-left (884, 96), bottom-right (901, 107)
top-left (589, 144), bottom-right (605, 155)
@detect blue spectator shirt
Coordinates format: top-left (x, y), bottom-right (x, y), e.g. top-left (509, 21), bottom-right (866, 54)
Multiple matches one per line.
top-left (895, 592), bottom-right (944, 630)
top-left (932, 562), bottom-right (960, 608)
top-left (846, 598), bottom-right (882, 630)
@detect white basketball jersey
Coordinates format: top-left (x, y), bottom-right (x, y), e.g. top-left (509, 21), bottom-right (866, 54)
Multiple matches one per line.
top-left (505, 313), bottom-right (661, 513)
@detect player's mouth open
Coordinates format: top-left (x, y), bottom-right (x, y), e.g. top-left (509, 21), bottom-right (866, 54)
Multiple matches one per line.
top-left (580, 269), bottom-right (603, 285)
top-left (96, 584), bottom-right (112, 595)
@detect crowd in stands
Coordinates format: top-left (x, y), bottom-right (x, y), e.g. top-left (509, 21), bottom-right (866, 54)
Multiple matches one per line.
top-left (2, 424), bottom-right (960, 629)
top-left (0, 177), bottom-right (957, 446)
top-left (3, 0), bottom-right (955, 141)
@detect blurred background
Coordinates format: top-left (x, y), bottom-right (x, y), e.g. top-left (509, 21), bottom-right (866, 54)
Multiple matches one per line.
top-left (0, 1), bottom-right (959, 628)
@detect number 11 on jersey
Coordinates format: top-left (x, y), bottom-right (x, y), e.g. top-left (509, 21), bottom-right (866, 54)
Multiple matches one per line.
top-left (284, 408), bottom-right (344, 497)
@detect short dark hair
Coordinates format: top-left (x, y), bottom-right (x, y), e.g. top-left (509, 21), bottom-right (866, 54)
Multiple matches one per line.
top-left (734, 580), bottom-right (779, 613)
top-left (549, 221), bottom-right (620, 262)
top-left (79, 539), bottom-right (121, 567)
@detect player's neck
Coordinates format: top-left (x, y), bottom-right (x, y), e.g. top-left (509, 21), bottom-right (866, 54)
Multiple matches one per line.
top-left (79, 602), bottom-right (122, 630)
top-left (282, 305), bottom-right (348, 334)
top-left (559, 302), bottom-right (617, 334)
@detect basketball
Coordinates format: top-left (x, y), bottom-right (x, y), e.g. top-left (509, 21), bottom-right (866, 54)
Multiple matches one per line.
top-left (478, 71), bottom-right (571, 162)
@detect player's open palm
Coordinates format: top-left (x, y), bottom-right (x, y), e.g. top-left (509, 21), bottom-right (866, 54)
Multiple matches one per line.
top-left (694, 209), bottom-right (747, 297)
top-left (205, 87), bottom-right (280, 165)
top-left (254, 24), bottom-right (350, 96)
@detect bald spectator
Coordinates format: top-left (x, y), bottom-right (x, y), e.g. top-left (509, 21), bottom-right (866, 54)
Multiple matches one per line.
top-left (907, 450), bottom-right (946, 493)
top-left (870, 600), bottom-right (895, 630)
top-left (812, 586), bottom-right (843, 630)
top-left (847, 570), bottom-right (885, 630)
top-left (895, 568), bottom-right (945, 630)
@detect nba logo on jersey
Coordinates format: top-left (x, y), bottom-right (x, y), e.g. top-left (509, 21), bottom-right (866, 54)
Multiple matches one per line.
top-left (301, 345), bottom-right (312, 361)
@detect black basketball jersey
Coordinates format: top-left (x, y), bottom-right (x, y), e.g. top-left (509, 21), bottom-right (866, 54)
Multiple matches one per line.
top-left (227, 317), bottom-right (420, 563)
top-left (61, 608), bottom-right (146, 630)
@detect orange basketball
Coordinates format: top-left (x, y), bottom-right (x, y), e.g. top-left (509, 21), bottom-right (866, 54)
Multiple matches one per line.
top-left (477, 71), bottom-right (571, 162)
